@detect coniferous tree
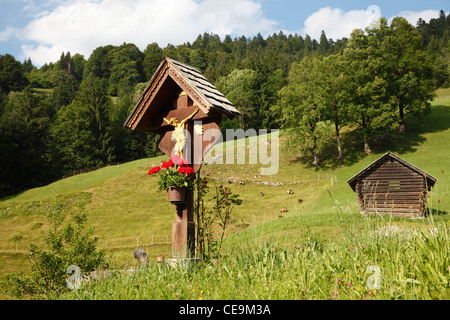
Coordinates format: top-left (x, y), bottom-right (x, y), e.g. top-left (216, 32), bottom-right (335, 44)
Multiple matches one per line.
top-left (319, 30), bottom-right (331, 55)
top-left (0, 88), bottom-right (53, 195)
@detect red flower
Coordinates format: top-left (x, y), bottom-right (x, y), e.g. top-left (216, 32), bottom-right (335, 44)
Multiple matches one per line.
top-left (161, 159), bottom-right (174, 169)
top-left (148, 166), bottom-right (161, 175)
top-left (178, 166), bottom-right (195, 175)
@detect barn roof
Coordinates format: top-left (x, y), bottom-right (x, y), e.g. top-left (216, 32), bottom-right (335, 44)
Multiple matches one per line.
top-left (347, 152), bottom-right (438, 191)
top-left (124, 57), bottom-right (240, 131)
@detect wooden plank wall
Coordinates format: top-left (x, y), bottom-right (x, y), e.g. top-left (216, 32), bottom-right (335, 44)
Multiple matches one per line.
top-left (359, 159), bottom-right (426, 216)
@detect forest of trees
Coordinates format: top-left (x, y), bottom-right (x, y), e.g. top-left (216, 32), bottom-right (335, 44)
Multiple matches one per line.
top-left (0, 11), bottom-right (449, 197)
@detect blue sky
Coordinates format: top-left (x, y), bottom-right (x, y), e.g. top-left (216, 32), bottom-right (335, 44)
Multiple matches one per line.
top-left (0, 0), bottom-right (448, 67)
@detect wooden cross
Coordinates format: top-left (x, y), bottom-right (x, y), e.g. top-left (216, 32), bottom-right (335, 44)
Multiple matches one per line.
top-left (146, 90), bottom-right (223, 258)
top-left (156, 91), bottom-right (222, 173)
top-left (123, 57), bottom-right (240, 260)
top-left (162, 91), bottom-right (209, 258)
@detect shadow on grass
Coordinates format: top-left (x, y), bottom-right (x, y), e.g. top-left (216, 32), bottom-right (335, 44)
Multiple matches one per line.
top-left (426, 208), bottom-right (448, 216)
top-left (297, 104), bottom-right (450, 170)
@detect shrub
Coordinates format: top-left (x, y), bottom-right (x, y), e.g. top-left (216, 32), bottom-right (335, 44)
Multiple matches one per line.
top-left (1, 196), bottom-right (108, 298)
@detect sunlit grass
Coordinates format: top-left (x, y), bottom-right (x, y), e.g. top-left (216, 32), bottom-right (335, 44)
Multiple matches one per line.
top-left (59, 216), bottom-right (449, 300)
top-left (0, 98), bottom-right (449, 299)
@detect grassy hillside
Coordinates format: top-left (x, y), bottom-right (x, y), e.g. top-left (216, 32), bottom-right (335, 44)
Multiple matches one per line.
top-left (1, 93), bottom-right (449, 299)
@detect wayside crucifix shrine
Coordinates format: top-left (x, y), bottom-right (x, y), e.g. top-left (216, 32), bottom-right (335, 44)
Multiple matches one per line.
top-left (124, 57), bottom-right (240, 259)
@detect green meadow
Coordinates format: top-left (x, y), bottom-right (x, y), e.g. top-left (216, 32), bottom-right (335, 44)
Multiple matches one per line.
top-left (1, 91), bottom-right (449, 300)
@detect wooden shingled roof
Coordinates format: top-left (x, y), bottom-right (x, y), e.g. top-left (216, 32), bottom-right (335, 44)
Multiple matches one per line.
top-left (165, 57), bottom-right (240, 116)
top-left (124, 57), bottom-right (240, 132)
top-left (347, 152), bottom-right (438, 192)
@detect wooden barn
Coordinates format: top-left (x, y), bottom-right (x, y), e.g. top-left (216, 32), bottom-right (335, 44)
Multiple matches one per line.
top-left (347, 152), bottom-right (437, 217)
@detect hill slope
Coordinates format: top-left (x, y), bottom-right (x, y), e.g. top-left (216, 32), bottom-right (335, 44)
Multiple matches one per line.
top-left (1, 95), bottom-right (449, 278)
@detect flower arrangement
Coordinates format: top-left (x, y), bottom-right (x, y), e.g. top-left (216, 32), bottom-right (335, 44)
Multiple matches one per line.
top-left (148, 154), bottom-right (196, 191)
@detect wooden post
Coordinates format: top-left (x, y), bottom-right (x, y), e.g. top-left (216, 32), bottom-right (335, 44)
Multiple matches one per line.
top-left (171, 97), bottom-right (196, 259)
top-left (172, 189), bottom-right (195, 258)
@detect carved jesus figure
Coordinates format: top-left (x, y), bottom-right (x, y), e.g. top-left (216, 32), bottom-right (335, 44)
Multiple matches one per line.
top-left (163, 108), bottom-right (199, 159)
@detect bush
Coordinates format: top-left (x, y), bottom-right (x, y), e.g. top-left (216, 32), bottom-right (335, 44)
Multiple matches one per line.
top-left (1, 196), bottom-right (108, 298)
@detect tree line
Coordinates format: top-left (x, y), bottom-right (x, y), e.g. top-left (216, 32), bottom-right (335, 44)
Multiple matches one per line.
top-left (275, 17), bottom-right (439, 166)
top-left (0, 11), bottom-right (449, 196)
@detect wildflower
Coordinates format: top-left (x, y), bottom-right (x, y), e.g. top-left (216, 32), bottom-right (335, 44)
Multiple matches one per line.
top-left (337, 278), bottom-right (342, 285)
top-left (178, 166), bottom-right (195, 175)
top-left (161, 160), bottom-right (174, 169)
top-left (360, 244), bottom-right (364, 248)
top-left (333, 291), bottom-right (339, 298)
top-left (148, 166), bottom-right (161, 175)
top-left (347, 283), bottom-right (352, 287)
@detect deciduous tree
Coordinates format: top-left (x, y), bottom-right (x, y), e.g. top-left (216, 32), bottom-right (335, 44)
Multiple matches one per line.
top-left (276, 56), bottom-right (329, 166)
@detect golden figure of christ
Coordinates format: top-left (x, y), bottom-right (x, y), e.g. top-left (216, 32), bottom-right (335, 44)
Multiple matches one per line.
top-left (163, 108), bottom-right (199, 159)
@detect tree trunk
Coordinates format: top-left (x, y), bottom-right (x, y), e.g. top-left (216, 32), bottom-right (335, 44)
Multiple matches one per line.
top-left (336, 139), bottom-right (343, 160)
top-left (364, 138), bottom-right (372, 154)
top-left (312, 131), bottom-right (319, 167)
top-left (361, 117), bottom-right (371, 154)
top-left (239, 115), bottom-right (244, 129)
top-left (313, 154), bottom-right (319, 167)
top-left (335, 120), bottom-right (342, 160)
top-left (398, 102), bottom-right (405, 133)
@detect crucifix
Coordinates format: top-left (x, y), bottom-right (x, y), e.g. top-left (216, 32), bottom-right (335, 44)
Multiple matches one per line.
top-left (163, 108), bottom-right (199, 159)
top-left (123, 57), bottom-right (240, 260)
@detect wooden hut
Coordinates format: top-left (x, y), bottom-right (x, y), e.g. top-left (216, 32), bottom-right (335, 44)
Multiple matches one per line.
top-left (347, 152), bottom-right (437, 217)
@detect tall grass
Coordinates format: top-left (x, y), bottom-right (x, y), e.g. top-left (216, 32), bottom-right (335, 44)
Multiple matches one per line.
top-left (59, 215), bottom-right (449, 300)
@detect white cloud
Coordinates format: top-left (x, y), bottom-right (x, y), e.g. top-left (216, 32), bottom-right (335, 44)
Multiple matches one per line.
top-left (392, 10), bottom-right (444, 26)
top-left (301, 6), bottom-right (381, 41)
top-left (18, 0), bottom-right (278, 67)
top-left (299, 7), bottom-right (447, 42)
top-left (0, 27), bottom-right (21, 42)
